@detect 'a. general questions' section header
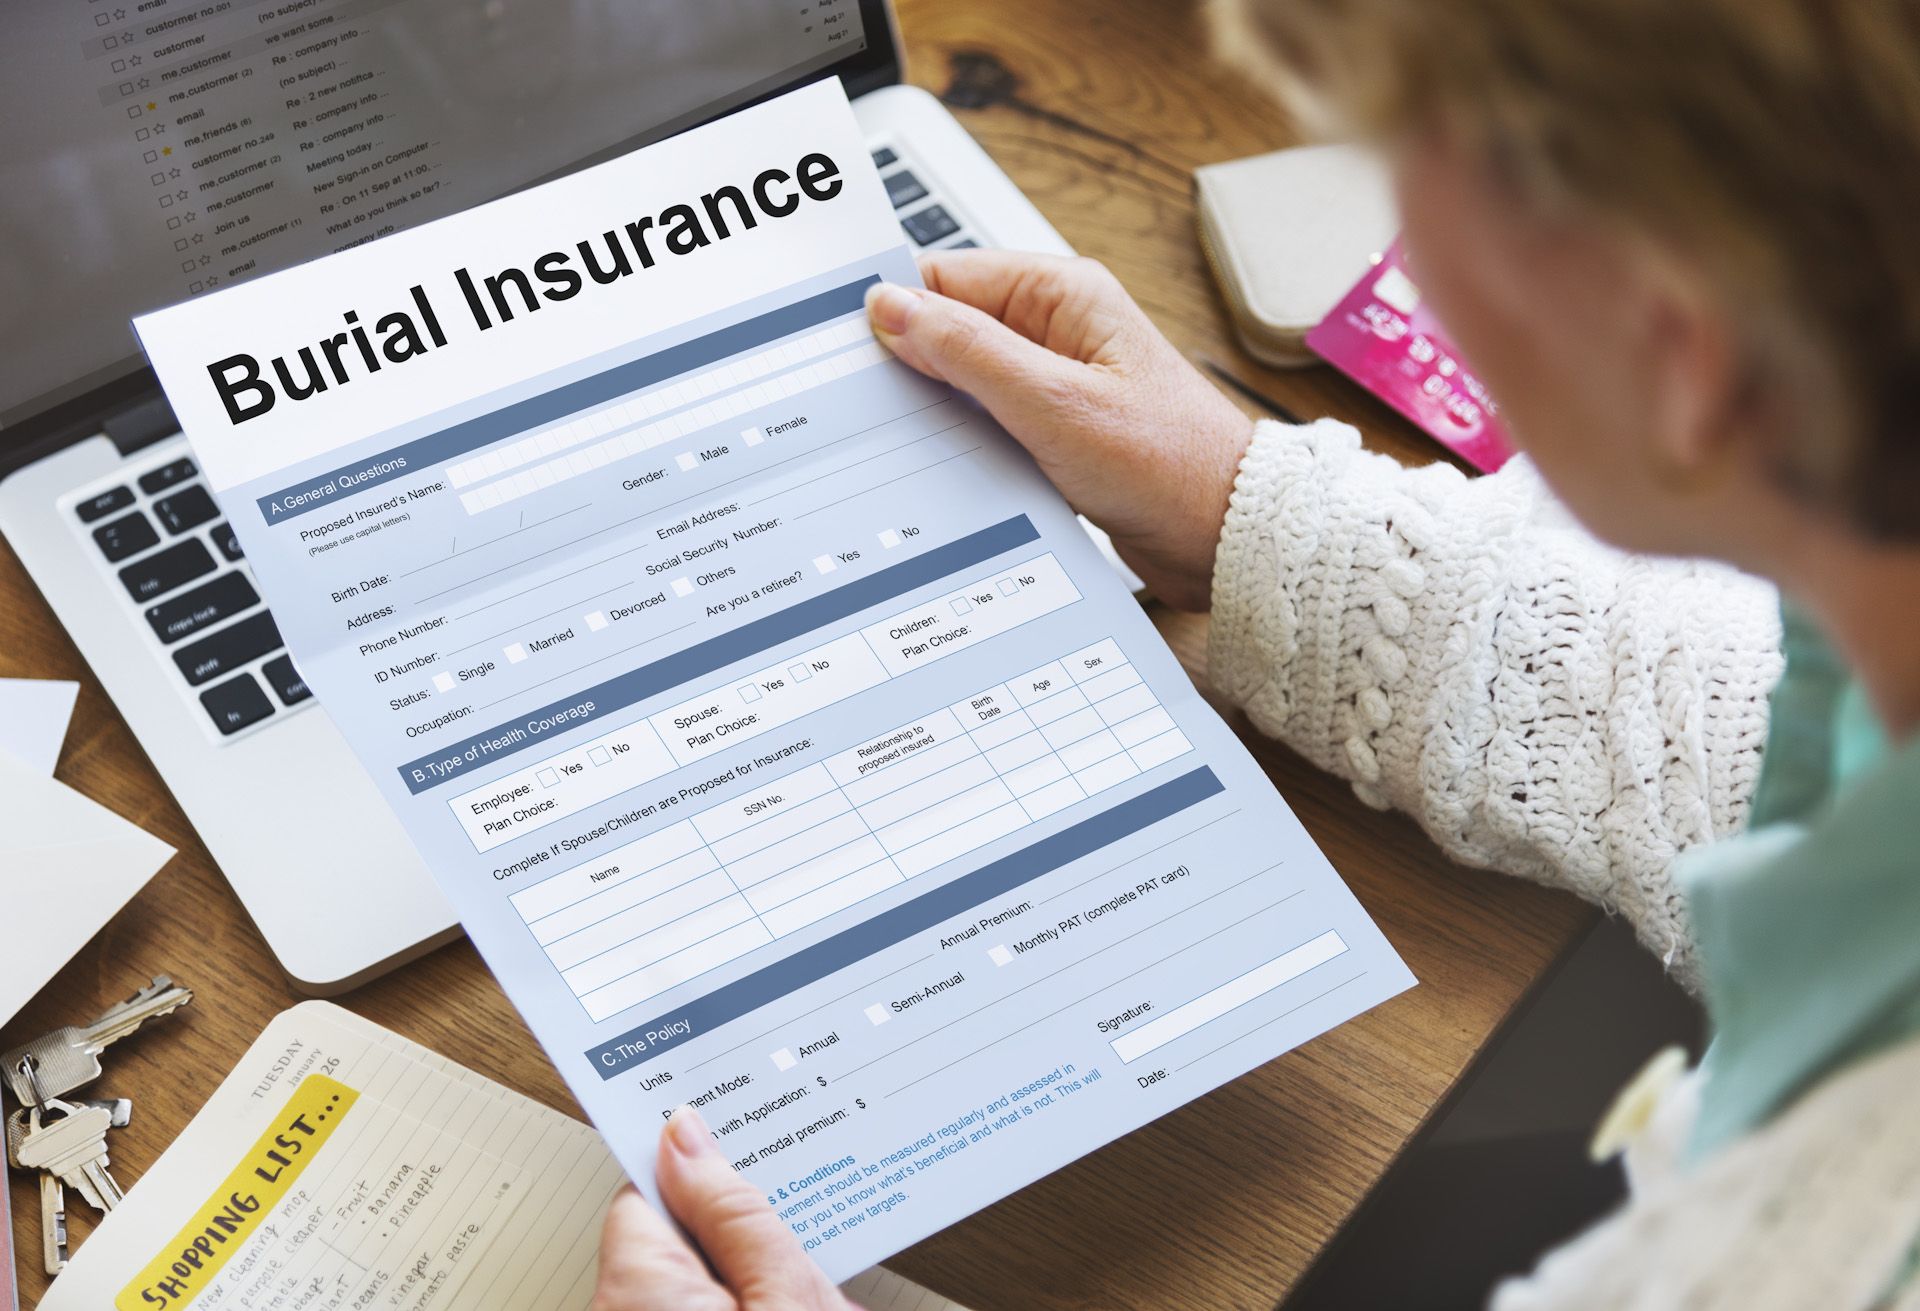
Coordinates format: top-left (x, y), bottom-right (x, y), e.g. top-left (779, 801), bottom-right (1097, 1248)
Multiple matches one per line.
top-left (253, 279), bottom-right (876, 523)
top-left (131, 80), bottom-right (902, 495)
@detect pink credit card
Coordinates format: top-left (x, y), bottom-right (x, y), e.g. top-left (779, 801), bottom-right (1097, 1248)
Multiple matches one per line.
top-left (1306, 238), bottom-right (1515, 472)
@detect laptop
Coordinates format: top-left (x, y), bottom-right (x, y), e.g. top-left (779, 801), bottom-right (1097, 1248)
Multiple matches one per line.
top-left (0, 0), bottom-right (1071, 993)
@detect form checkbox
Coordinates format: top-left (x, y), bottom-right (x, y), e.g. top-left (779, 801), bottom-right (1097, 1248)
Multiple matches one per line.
top-left (812, 554), bottom-right (837, 575)
top-left (864, 1003), bottom-right (891, 1027)
top-left (585, 610), bottom-right (608, 631)
top-left (742, 427), bottom-right (765, 446)
top-left (432, 671), bottom-right (456, 693)
top-left (989, 944), bottom-right (1013, 967)
top-left (589, 747), bottom-right (611, 766)
top-left (675, 451), bottom-right (698, 472)
top-left (739, 683), bottom-right (762, 702)
top-left (771, 1048), bottom-right (797, 1072)
top-left (505, 643), bottom-right (528, 663)
top-left (537, 768), bottom-right (559, 788)
top-left (671, 577), bottom-right (694, 598)
top-left (997, 577), bottom-right (1019, 596)
top-left (951, 598), bottom-right (972, 616)
top-left (877, 529), bottom-right (901, 549)
top-left (788, 663), bottom-right (812, 683)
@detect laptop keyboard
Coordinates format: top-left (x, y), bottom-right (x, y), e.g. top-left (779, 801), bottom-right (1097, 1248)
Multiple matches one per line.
top-left (67, 138), bottom-right (977, 746)
top-left (870, 142), bottom-right (979, 253)
top-left (70, 448), bottom-right (309, 741)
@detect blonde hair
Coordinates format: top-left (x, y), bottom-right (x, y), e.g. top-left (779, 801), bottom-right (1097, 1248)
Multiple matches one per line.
top-left (1216, 0), bottom-right (1920, 538)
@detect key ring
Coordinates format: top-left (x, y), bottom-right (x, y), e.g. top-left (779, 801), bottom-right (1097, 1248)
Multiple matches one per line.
top-left (16, 1054), bottom-right (49, 1111)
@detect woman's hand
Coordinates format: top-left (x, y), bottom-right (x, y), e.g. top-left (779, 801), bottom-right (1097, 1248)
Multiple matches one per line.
top-left (866, 251), bottom-right (1255, 611)
top-left (593, 1108), bottom-right (855, 1311)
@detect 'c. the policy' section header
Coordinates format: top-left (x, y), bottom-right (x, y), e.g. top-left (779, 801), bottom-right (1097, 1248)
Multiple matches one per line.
top-left (131, 80), bottom-right (903, 495)
top-left (252, 278), bottom-right (876, 523)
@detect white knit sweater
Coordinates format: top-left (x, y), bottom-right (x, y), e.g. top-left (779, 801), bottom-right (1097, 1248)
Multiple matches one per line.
top-left (1209, 419), bottom-right (1781, 993)
top-left (1206, 419), bottom-right (1920, 1308)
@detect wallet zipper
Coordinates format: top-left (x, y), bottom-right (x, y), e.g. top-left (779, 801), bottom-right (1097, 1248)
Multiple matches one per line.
top-left (1193, 206), bottom-right (1318, 367)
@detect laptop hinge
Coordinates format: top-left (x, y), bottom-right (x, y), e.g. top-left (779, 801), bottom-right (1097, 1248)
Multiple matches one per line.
top-left (102, 393), bottom-right (180, 457)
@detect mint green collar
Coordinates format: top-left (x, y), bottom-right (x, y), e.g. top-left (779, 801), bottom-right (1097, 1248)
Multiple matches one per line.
top-left (1682, 604), bottom-right (1920, 1158)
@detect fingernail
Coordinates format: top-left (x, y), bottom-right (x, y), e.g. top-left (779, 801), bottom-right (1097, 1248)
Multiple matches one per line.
top-left (866, 282), bottom-right (919, 336)
top-left (666, 1105), bottom-right (717, 1159)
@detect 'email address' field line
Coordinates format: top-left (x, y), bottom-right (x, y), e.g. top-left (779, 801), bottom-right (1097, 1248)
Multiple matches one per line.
top-left (447, 314), bottom-right (874, 488)
top-left (456, 330), bottom-right (893, 512)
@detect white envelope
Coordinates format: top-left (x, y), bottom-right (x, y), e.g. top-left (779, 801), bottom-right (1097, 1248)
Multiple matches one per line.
top-left (0, 750), bottom-right (173, 1028)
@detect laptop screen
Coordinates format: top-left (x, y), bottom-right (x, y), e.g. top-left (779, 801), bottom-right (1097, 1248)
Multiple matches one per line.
top-left (0, 0), bottom-right (892, 436)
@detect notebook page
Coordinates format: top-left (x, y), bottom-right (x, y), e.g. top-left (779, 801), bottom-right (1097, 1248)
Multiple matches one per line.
top-left (40, 1001), bottom-right (623, 1311)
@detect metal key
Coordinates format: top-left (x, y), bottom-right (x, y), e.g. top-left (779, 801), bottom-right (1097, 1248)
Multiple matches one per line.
top-left (3, 975), bottom-right (192, 1104)
top-left (7, 1098), bottom-right (131, 1165)
top-left (39, 1171), bottom-right (70, 1274)
top-left (16, 1099), bottom-right (124, 1214)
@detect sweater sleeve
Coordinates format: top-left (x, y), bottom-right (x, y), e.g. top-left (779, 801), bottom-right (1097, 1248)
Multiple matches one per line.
top-left (1207, 419), bottom-right (1783, 990)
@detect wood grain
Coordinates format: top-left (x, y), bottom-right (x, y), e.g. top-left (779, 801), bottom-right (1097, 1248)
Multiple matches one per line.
top-left (3, 1), bottom-right (1590, 1304)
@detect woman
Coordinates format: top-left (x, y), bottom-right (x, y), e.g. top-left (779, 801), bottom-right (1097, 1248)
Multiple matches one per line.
top-left (593, 0), bottom-right (1920, 1305)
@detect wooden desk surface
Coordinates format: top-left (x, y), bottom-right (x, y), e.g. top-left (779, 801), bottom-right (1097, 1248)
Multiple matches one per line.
top-left (3, 1), bottom-right (1591, 1305)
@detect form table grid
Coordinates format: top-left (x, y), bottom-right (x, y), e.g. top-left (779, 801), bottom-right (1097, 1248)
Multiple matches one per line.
top-left (512, 635), bottom-right (1194, 1021)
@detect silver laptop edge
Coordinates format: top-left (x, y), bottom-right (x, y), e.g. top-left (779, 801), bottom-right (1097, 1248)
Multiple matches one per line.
top-left (0, 0), bottom-right (1069, 992)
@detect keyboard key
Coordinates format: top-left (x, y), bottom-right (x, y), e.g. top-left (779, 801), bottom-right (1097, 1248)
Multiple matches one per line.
top-left (172, 611), bottom-right (282, 686)
top-left (263, 654), bottom-right (312, 706)
top-left (211, 521), bottom-right (244, 560)
top-left (138, 457), bottom-right (197, 496)
top-left (902, 204), bottom-right (961, 246)
top-left (884, 169), bottom-right (927, 209)
top-left (154, 484), bottom-right (218, 535)
top-left (871, 146), bottom-right (898, 169)
top-left (119, 537), bottom-right (215, 602)
top-left (948, 238), bottom-right (980, 249)
top-left (199, 673), bottom-right (274, 736)
top-left (92, 510), bottom-right (159, 563)
top-left (76, 486), bottom-right (133, 523)
top-left (144, 571), bottom-right (260, 645)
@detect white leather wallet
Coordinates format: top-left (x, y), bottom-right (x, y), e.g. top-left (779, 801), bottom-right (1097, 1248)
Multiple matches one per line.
top-left (1194, 143), bottom-right (1400, 366)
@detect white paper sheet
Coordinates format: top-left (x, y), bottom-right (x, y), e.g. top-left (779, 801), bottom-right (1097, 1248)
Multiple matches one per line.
top-left (132, 80), bottom-right (1413, 1279)
top-left (0, 751), bottom-right (173, 1026)
top-left (0, 677), bottom-right (79, 775)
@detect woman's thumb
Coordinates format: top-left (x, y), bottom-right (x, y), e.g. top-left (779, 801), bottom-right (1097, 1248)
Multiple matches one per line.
top-left (866, 281), bottom-right (1072, 409)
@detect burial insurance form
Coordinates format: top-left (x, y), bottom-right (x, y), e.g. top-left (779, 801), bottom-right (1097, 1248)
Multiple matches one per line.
top-left (134, 81), bottom-right (1412, 1278)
